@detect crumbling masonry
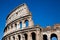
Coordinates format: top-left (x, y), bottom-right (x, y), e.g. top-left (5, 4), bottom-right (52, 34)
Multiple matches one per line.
top-left (2, 3), bottom-right (60, 40)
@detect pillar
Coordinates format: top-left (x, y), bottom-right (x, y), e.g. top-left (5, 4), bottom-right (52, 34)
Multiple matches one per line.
top-left (36, 30), bottom-right (40, 40)
top-left (15, 35), bottom-right (18, 40)
top-left (22, 20), bottom-right (26, 29)
top-left (11, 36), bottom-right (13, 40)
top-left (9, 25), bottom-right (11, 33)
top-left (17, 21), bottom-right (20, 30)
top-left (21, 34), bottom-right (23, 40)
top-left (48, 34), bottom-right (50, 40)
top-left (23, 35), bottom-right (25, 40)
top-left (28, 32), bottom-right (32, 40)
top-left (6, 28), bottom-right (8, 34)
top-left (58, 34), bottom-right (60, 40)
top-left (10, 24), bottom-right (13, 32)
top-left (41, 34), bottom-right (43, 40)
top-left (13, 23), bottom-right (16, 31)
top-left (28, 17), bottom-right (34, 27)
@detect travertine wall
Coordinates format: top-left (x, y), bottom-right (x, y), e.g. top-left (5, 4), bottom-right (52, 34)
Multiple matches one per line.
top-left (4, 3), bottom-right (34, 36)
top-left (2, 3), bottom-right (60, 40)
top-left (6, 3), bottom-right (30, 26)
top-left (42, 24), bottom-right (60, 40)
top-left (3, 25), bottom-right (42, 40)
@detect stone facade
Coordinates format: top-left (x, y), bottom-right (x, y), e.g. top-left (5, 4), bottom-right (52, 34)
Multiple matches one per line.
top-left (2, 3), bottom-right (60, 40)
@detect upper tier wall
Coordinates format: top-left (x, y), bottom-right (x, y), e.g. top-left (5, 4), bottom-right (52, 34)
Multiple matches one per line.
top-left (6, 3), bottom-right (30, 26)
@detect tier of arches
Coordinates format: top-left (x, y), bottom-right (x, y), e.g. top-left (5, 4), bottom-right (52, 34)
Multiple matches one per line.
top-left (4, 17), bottom-right (34, 36)
top-left (43, 33), bottom-right (58, 40)
top-left (4, 20), bottom-right (29, 35)
top-left (4, 32), bottom-right (36, 40)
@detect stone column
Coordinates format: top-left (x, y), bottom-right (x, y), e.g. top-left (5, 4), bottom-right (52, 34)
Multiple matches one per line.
top-left (17, 21), bottom-right (20, 30)
top-left (22, 20), bottom-right (26, 29)
top-left (13, 23), bottom-right (16, 31)
top-left (36, 30), bottom-right (40, 40)
top-left (28, 32), bottom-right (32, 40)
top-left (48, 34), bottom-right (50, 40)
top-left (58, 34), bottom-right (60, 40)
top-left (6, 27), bottom-right (8, 34)
top-left (41, 34), bottom-right (43, 40)
top-left (28, 18), bottom-right (34, 27)
top-left (21, 34), bottom-right (23, 40)
top-left (9, 25), bottom-right (11, 33)
top-left (22, 34), bottom-right (25, 40)
top-left (11, 36), bottom-right (13, 40)
top-left (15, 35), bottom-right (18, 40)
top-left (10, 24), bottom-right (13, 32)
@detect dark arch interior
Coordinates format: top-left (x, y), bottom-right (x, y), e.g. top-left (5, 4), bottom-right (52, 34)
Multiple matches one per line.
top-left (18, 35), bottom-right (21, 40)
top-left (51, 34), bottom-right (58, 40)
top-left (20, 22), bottom-right (22, 29)
top-left (24, 34), bottom-right (28, 40)
top-left (25, 20), bottom-right (29, 27)
top-left (15, 23), bottom-right (17, 27)
top-left (11, 25), bottom-right (13, 28)
top-left (13, 36), bottom-right (15, 40)
top-left (40, 28), bottom-right (42, 31)
top-left (31, 32), bottom-right (36, 40)
top-left (43, 35), bottom-right (47, 40)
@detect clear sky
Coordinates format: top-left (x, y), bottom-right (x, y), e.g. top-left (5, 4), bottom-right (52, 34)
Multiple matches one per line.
top-left (0, 0), bottom-right (60, 40)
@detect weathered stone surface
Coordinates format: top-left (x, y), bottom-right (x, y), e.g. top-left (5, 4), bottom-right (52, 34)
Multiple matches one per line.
top-left (2, 3), bottom-right (60, 40)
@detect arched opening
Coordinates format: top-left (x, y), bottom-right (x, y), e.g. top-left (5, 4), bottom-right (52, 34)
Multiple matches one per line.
top-left (50, 33), bottom-right (58, 40)
top-left (18, 35), bottom-right (21, 40)
top-left (24, 34), bottom-right (28, 40)
top-left (13, 36), bottom-right (15, 40)
top-left (31, 32), bottom-right (36, 40)
top-left (40, 28), bottom-right (42, 32)
top-left (20, 22), bottom-right (22, 29)
top-left (25, 20), bottom-right (29, 27)
top-left (11, 25), bottom-right (13, 29)
top-left (15, 23), bottom-right (17, 28)
top-left (8, 25), bottom-right (10, 30)
top-left (43, 34), bottom-right (47, 40)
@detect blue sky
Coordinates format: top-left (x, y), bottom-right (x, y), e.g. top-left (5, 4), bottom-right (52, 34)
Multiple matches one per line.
top-left (0, 0), bottom-right (60, 40)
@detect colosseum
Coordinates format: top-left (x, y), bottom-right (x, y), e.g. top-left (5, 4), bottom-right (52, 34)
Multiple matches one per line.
top-left (2, 3), bottom-right (60, 40)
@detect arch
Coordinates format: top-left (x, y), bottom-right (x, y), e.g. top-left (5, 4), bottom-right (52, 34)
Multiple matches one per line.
top-left (5, 27), bottom-right (7, 32)
top-left (13, 36), bottom-right (15, 40)
top-left (50, 33), bottom-right (58, 40)
top-left (18, 35), bottom-right (21, 40)
top-left (20, 22), bottom-right (22, 29)
top-left (24, 33), bottom-right (28, 40)
top-left (8, 25), bottom-right (10, 30)
top-left (15, 23), bottom-right (17, 27)
top-left (40, 28), bottom-right (42, 32)
top-left (31, 32), bottom-right (36, 40)
top-left (11, 24), bottom-right (13, 29)
top-left (43, 34), bottom-right (48, 40)
top-left (25, 20), bottom-right (29, 27)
